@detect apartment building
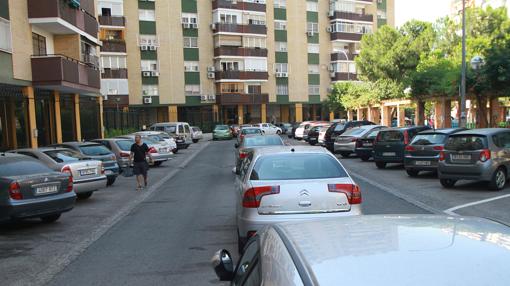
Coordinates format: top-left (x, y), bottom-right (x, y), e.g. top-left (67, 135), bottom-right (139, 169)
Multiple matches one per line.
top-left (0, 0), bottom-right (102, 151)
top-left (97, 0), bottom-right (394, 128)
top-left (450, 0), bottom-right (509, 15)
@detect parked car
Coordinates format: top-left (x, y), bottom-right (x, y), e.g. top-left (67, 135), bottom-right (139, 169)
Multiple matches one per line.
top-left (134, 131), bottom-right (178, 153)
top-left (237, 127), bottom-right (263, 144)
top-left (288, 122), bottom-right (301, 139)
top-left (0, 153), bottom-right (76, 223)
top-left (355, 128), bottom-right (389, 161)
top-left (334, 125), bottom-right (386, 157)
top-left (149, 122), bottom-right (192, 149)
top-left (294, 121), bottom-right (313, 140)
top-left (373, 126), bottom-right (431, 169)
top-left (234, 135), bottom-right (284, 173)
top-left (307, 124), bottom-right (331, 146)
top-left (317, 125), bottom-right (330, 145)
top-left (438, 128), bottom-right (510, 190)
top-left (212, 215), bottom-right (510, 285)
top-left (274, 123), bottom-right (292, 134)
top-left (213, 125), bottom-right (233, 140)
top-left (234, 146), bottom-right (361, 251)
top-left (191, 126), bottom-right (203, 143)
top-left (324, 120), bottom-right (375, 151)
top-left (50, 142), bottom-right (119, 186)
top-left (303, 122), bottom-right (329, 142)
top-left (116, 135), bottom-right (173, 166)
top-left (404, 128), bottom-right (466, 177)
top-left (91, 138), bottom-right (136, 170)
top-left (9, 148), bottom-right (107, 199)
top-left (251, 123), bottom-right (282, 135)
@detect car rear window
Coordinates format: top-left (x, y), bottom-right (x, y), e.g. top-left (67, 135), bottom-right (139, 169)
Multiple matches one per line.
top-left (164, 126), bottom-right (177, 133)
top-left (244, 136), bottom-right (283, 147)
top-left (445, 135), bottom-right (488, 151)
top-left (411, 134), bottom-right (447, 145)
top-left (148, 135), bottom-right (165, 142)
top-left (116, 140), bottom-right (134, 151)
top-left (44, 150), bottom-right (83, 163)
top-left (242, 129), bottom-right (262, 135)
top-left (251, 153), bottom-right (348, 180)
top-left (79, 145), bottom-right (112, 156)
top-left (0, 157), bottom-right (53, 177)
top-left (379, 130), bottom-right (404, 142)
top-left (215, 125), bottom-right (229, 130)
top-left (334, 124), bottom-right (345, 131)
top-left (343, 128), bottom-right (366, 136)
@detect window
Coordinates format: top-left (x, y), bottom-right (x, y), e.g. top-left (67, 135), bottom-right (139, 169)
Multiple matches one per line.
top-left (247, 14), bottom-right (266, 26)
top-left (276, 84), bottom-right (288, 95)
top-left (274, 0), bottom-right (286, 8)
top-left (98, 1), bottom-right (123, 16)
top-left (308, 43), bottom-right (319, 54)
top-left (0, 18), bottom-right (12, 52)
top-left (138, 9), bottom-right (155, 21)
top-left (308, 85), bottom-right (320, 95)
top-left (139, 35), bottom-right (158, 47)
top-left (221, 61), bottom-right (240, 71)
top-left (32, 33), bottom-right (46, 56)
top-left (493, 132), bottom-right (510, 148)
top-left (331, 21), bottom-right (373, 34)
top-left (220, 83), bottom-right (243, 93)
top-left (306, 1), bottom-right (318, 12)
top-left (247, 85), bottom-right (261, 94)
top-left (142, 85), bottom-right (159, 96)
top-left (275, 41), bottom-right (287, 52)
top-left (101, 55), bottom-right (127, 69)
top-left (274, 20), bottom-right (287, 30)
top-left (274, 63), bottom-right (288, 73)
top-left (245, 58), bottom-right (267, 72)
top-left (103, 29), bottom-right (123, 41)
top-left (308, 64), bottom-right (320, 74)
top-left (184, 61), bottom-right (199, 72)
top-left (232, 240), bottom-right (260, 285)
top-left (141, 60), bottom-right (158, 71)
top-left (307, 22), bottom-right (318, 33)
top-left (101, 79), bottom-right (129, 95)
top-left (185, 84), bottom-right (201, 96)
top-left (181, 13), bottom-right (198, 25)
top-left (331, 62), bottom-right (356, 73)
top-left (183, 37), bottom-right (198, 48)
top-left (219, 13), bottom-right (238, 24)
top-left (243, 36), bottom-right (266, 49)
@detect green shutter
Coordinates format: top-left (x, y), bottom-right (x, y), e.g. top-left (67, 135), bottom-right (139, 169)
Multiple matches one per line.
top-left (276, 78), bottom-right (289, 85)
top-left (184, 72), bottom-right (201, 84)
top-left (307, 33), bottom-right (319, 44)
top-left (139, 21), bottom-right (157, 34)
top-left (274, 8), bottom-right (286, 20)
top-left (183, 28), bottom-right (199, 37)
top-left (277, 95), bottom-right (290, 104)
top-left (183, 48), bottom-right (200, 61)
top-left (306, 12), bottom-right (318, 23)
top-left (138, 1), bottom-right (155, 9)
top-left (140, 50), bottom-right (158, 60)
top-left (0, 0), bottom-right (9, 19)
top-left (275, 52), bottom-right (288, 63)
top-left (185, 96), bottom-right (204, 106)
top-left (308, 74), bottom-right (320, 85)
top-left (309, 95), bottom-right (321, 104)
top-left (274, 30), bottom-right (287, 42)
top-left (142, 77), bottom-right (159, 85)
top-left (181, 0), bottom-right (197, 13)
top-left (308, 53), bottom-right (320, 64)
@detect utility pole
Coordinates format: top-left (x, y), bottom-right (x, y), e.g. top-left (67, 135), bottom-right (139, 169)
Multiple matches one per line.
top-left (460, 0), bottom-right (467, 128)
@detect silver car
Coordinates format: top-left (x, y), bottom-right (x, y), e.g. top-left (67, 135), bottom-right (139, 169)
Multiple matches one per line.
top-left (117, 135), bottom-right (173, 166)
top-left (334, 125), bottom-right (385, 157)
top-left (133, 131), bottom-right (178, 153)
top-left (213, 215), bottom-right (510, 285)
top-left (91, 138), bottom-right (136, 170)
top-left (9, 148), bottom-right (107, 199)
top-left (439, 128), bottom-right (510, 190)
top-left (234, 146), bottom-right (362, 251)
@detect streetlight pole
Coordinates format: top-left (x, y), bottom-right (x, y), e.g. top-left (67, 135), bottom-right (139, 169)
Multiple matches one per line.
top-left (460, 0), bottom-right (467, 128)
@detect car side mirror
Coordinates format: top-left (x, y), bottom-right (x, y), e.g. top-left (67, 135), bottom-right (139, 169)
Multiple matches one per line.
top-left (211, 249), bottom-right (235, 281)
top-left (235, 143), bottom-right (239, 148)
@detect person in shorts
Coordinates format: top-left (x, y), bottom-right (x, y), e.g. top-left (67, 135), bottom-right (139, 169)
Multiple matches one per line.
top-left (130, 135), bottom-right (154, 190)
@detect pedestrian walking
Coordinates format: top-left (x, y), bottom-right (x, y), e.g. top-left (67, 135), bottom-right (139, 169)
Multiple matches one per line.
top-left (130, 135), bottom-right (154, 191)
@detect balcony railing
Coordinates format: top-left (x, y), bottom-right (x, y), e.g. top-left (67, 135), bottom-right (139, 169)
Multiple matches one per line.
top-left (331, 52), bottom-right (356, 61)
top-left (31, 54), bottom-right (100, 94)
top-left (330, 32), bottom-right (364, 42)
top-left (212, 0), bottom-right (266, 12)
top-left (330, 11), bottom-right (373, 22)
top-left (214, 47), bottom-right (268, 57)
top-left (331, 72), bottom-right (358, 81)
top-left (216, 93), bottom-right (269, 105)
top-left (28, 0), bottom-right (99, 38)
top-left (101, 69), bottom-right (128, 79)
top-left (215, 70), bottom-right (269, 80)
top-left (213, 23), bottom-right (267, 35)
top-left (98, 15), bottom-right (126, 27)
top-left (101, 40), bottom-right (127, 53)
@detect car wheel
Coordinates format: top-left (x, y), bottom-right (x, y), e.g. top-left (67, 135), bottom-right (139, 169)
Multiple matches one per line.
top-left (440, 179), bottom-right (457, 188)
top-left (360, 155), bottom-right (370, 162)
top-left (192, 139), bottom-right (199, 143)
top-left (40, 214), bottom-right (61, 223)
top-left (106, 176), bottom-right (116, 186)
top-left (489, 167), bottom-right (507, 191)
top-left (153, 161), bottom-right (163, 167)
top-left (340, 152), bottom-right (351, 158)
top-left (276, 130), bottom-right (282, 135)
top-left (309, 142), bottom-right (316, 146)
top-left (77, 192), bottom-right (93, 200)
top-left (237, 230), bottom-right (246, 254)
top-left (406, 169), bottom-right (420, 177)
top-left (172, 148), bottom-right (178, 154)
top-left (375, 161), bottom-right (386, 169)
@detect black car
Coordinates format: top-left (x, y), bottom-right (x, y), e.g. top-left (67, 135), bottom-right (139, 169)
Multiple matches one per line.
top-left (404, 128), bottom-right (466, 177)
top-left (324, 121), bottom-right (375, 152)
top-left (373, 126), bottom-right (431, 169)
top-left (355, 127), bottom-right (389, 161)
top-left (289, 122), bottom-right (301, 138)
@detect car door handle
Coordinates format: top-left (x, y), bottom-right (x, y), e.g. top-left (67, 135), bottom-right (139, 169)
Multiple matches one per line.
top-left (299, 201), bottom-right (312, 207)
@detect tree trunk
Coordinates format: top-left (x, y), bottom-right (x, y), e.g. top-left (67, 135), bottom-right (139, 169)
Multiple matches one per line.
top-left (476, 95), bottom-right (489, 128)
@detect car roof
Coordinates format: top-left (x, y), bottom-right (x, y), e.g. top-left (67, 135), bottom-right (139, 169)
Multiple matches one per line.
top-left (453, 128), bottom-right (508, 136)
top-left (277, 215), bottom-right (510, 286)
top-left (382, 126), bottom-right (428, 132)
top-left (152, 122), bottom-right (188, 125)
top-left (252, 145), bottom-right (331, 156)
top-left (419, 128), bottom-right (466, 135)
top-left (58, 141), bottom-right (102, 146)
top-left (14, 147), bottom-right (70, 152)
top-left (0, 152), bottom-right (33, 159)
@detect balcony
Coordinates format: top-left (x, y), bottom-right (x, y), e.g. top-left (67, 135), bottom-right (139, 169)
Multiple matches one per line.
top-left (330, 11), bottom-right (373, 22)
top-left (216, 93), bottom-right (269, 105)
top-left (215, 71), bottom-right (269, 81)
top-left (100, 40), bottom-right (127, 53)
top-left (213, 23), bottom-right (267, 35)
top-left (101, 69), bottom-right (128, 79)
top-left (331, 52), bottom-right (356, 61)
top-left (31, 54), bottom-right (101, 94)
top-left (330, 32), bottom-right (364, 42)
top-left (98, 15), bottom-right (126, 27)
top-left (331, 72), bottom-right (358, 81)
top-left (212, 0), bottom-right (266, 12)
top-left (28, 0), bottom-right (99, 41)
top-left (214, 47), bottom-right (268, 57)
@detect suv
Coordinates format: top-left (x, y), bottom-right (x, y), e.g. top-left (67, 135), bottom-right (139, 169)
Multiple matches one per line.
top-left (150, 122), bottom-right (192, 149)
top-left (373, 126), bottom-right (431, 169)
top-left (324, 120), bottom-right (375, 152)
top-left (439, 128), bottom-right (510, 190)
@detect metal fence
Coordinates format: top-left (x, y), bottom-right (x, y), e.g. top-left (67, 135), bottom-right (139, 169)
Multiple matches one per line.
top-left (103, 109), bottom-right (142, 136)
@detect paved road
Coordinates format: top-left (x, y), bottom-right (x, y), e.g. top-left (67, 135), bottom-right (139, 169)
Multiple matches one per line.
top-left (46, 139), bottom-right (428, 286)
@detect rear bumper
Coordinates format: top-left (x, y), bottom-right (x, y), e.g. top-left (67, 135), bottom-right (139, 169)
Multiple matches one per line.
top-left (74, 176), bottom-right (107, 193)
top-left (104, 164), bottom-right (120, 178)
top-left (152, 153), bottom-right (172, 162)
top-left (334, 142), bottom-right (355, 153)
top-left (404, 156), bottom-right (439, 171)
top-left (0, 192), bottom-right (76, 222)
top-left (438, 161), bottom-right (495, 181)
top-left (213, 134), bottom-right (232, 140)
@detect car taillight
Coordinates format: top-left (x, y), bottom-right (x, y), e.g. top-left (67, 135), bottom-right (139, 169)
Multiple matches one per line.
top-left (247, 231), bottom-right (257, 238)
top-left (119, 152), bottom-right (130, 158)
top-left (149, 147), bottom-right (157, 153)
top-left (242, 186), bottom-right (280, 208)
top-left (62, 165), bottom-right (72, 175)
top-left (8, 181), bottom-right (22, 200)
top-left (439, 151), bottom-right (446, 161)
top-left (328, 184), bottom-right (362, 204)
top-left (403, 131), bottom-right (410, 145)
top-left (66, 175), bottom-right (74, 193)
top-left (433, 146), bottom-right (444, 151)
top-left (405, 145), bottom-right (416, 152)
top-left (239, 151), bottom-right (248, 159)
top-left (480, 149), bottom-right (491, 162)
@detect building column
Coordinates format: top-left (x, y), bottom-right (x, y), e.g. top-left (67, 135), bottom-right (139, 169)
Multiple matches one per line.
top-left (415, 100), bottom-right (425, 126)
top-left (53, 91), bottom-right (63, 143)
top-left (281, 105), bottom-right (290, 122)
top-left (6, 99), bottom-right (18, 148)
top-left (73, 94), bottom-right (82, 141)
top-left (97, 96), bottom-right (104, 139)
top-left (490, 98), bottom-right (504, 127)
top-left (381, 106), bottom-right (391, 127)
top-left (329, 111), bottom-right (334, 122)
top-left (213, 104), bottom-right (219, 123)
top-left (347, 110), bottom-right (353, 121)
top-left (397, 105), bottom-right (406, 127)
top-left (168, 105), bottom-right (178, 122)
top-left (23, 87), bottom-right (38, 148)
top-left (295, 104), bottom-right (303, 122)
top-left (261, 104), bottom-right (267, 123)
top-left (371, 107), bottom-right (381, 124)
top-left (237, 105), bottom-right (244, 125)
top-left (356, 108), bottom-right (363, 121)
top-left (434, 99), bottom-right (452, 128)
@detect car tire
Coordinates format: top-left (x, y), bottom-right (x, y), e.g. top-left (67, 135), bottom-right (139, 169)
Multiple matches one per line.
top-left (360, 155), bottom-right (370, 162)
top-left (106, 176), bottom-right (116, 186)
top-left (77, 192), bottom-right (93, 200)
top-left (340, 152), bottom-right (351, 158)
top-left (440, 179), bottom-right (456, 188)
top-left (153, 161), bottom-right (163, 167)
top-left (489, 167), bottom-right (507, 191)
top-left (276, 130), bottom-right (282, 135)
top-left (375, 161), bottom-right (386, 169)
top-left (192, 139), bottom-right (199, 143)
top-left (40, 214), bottom-right (61, 223)
top-left (406, 169), bottom-right (420, 177)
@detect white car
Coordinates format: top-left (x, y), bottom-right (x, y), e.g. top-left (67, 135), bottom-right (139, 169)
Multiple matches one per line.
top-left (134, 131), bottom-right (178, 153)
top-left (252, 123), bottom-right (282, 135)
top-left (294, 121), bottom-right (313, 140)
top-left (234, 146), bottom-right (362, 251)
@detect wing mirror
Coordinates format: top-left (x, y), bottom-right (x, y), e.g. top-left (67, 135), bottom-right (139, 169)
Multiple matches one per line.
top-left (211, 249), bottom-right (235, 281)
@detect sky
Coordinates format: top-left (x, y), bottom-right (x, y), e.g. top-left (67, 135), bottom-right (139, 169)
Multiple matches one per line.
top-left (395, 0), bottom-right (452, 27)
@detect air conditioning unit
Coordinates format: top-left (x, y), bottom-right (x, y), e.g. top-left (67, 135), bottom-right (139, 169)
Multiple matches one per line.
top-left (200, 95), bottom-right (207, 102)
top-left (151, 71), bottom-right (160, 77)
top-left (182, 23), bottom-right (190, 28)
top-left (208, 94), bottom-right (216, 101)
top-left (143, 97), bottom-right (152, 104)
top-left (207, 66), bottom-right (215, 72)
top-left (307, 31), bottom-right (314, 37)
top-left (326, 27), bottom-right (332, 33)
top-left (210, 23), bottom-right (217, 30)
top-left (140, 45), bottom-right (148, 51)
top-left (207, 72), bottom-right (215, 79)
top-left (330, 72), bottom-right (336, 78)
top-left (329, 10), bottom-right (335, 17)
top-left (191, 23), bottom-right (198, 29)
top-left (275, 72), bottom-right (288, 78)
top-left (149, 45), bottom-right (157, 51)
top-left (327, 65), bottom-right (334, 71)
top-left (142, 71), bottom-right (151, 77)
top-left (142, 90), bottom-right (148, 95)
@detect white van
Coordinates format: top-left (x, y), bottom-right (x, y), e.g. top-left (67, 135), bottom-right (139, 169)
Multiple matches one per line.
top-left (149, 122), bottom-right (192, 149)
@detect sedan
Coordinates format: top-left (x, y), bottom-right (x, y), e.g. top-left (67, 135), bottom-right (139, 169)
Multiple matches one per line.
top-left (334, 125), bottom-right (386, 158)
top-left (0, 153), bottom-right (76, 223)
top-left (234, 146), bottom-right (361, 252)
top-left (237, 127), bottom-right (263, 144)
top-left (9, 148), bottom-right (107, 199)
top-left (117, 135), bottom-right (173, 166)
top-left (234, 134), bottom-right (284, 173)
top-left (213, 215), bottom-right (510, 285)
top-left (213, 125), bottom-right (233, 140)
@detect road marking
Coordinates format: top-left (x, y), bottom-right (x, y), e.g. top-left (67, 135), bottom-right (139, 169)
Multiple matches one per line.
top-left (444, 194), bottom-right (510, 215)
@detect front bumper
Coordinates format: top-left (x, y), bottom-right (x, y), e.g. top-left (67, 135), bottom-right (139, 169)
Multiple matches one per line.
top-left (0, 192), bottom-right (76, 222)
top-left (213, 133), bottom-right (232, 140)
top-left (74, 176), bottom-right (107, 194)
top-left (438, 160), bottom-right (495, 181)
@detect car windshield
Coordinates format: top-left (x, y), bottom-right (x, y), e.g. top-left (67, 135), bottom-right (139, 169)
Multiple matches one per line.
top-left (334, 124), bottom-right (345, 131)
top-left (192, 127), bottom-right (200, 132)
top-left (342, 128), bottom-right (367, 136)
top-left (79, 145), bottom-right (112, 156)
top-left (367, 130), bottom-right (380, 138)
top-left (251, 153), bottom-right (348, 180)
top-left (116, 140), bottom-right (134, 151)
top-left (445, 135), bottom-right (488, 151)
top-left (380, 131), bottom-right (404, 142)
top-left (142, 137), bottom-right (158, 145)
top-left (242, 128), bottom-right (262, 135)
top-left (411, 134), bottom-right (447, 145)
top-left (0, 158), bottom-right (53, 177)
top-left (243, 136), bottom-right (283, 147)
top-left (44, 150), bottom-right (83, 163)
top-left (215, 125), bottom-right (229, 130)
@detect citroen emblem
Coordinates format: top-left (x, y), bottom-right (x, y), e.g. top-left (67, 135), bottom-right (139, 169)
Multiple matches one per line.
top-left (299, 190), bottom-right (310, 197)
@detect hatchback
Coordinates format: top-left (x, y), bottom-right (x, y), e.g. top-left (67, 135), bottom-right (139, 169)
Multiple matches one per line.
top-left (213, 125), bottom-right (233, 140)
top-left (234, 146), bottom-right (361, 251)
top-left (404, 128), bottom-right (465, 177)
top-left (438, 128), bottom-right (510, 190)
top-left (334, 125), bottom-right (386, 157)
top-left (373, 126), bottom-right (431, 169)
top-left (92, 138), bottom-right (136, 170)
top-left (237, 127), bottom-right (263, 144)
top-left (354, 127), bottom-right (389, 161)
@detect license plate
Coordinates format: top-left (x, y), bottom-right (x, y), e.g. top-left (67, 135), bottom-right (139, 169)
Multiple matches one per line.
top-left (382, 152), bottom-right (396, 157)
top-left (159, 148), bottom-right (167, 153)
top-left (36, 185), bottom-right (58, 195)
top-left (79, 168), bottom-right (96, 176)
top-left (451, 154), bottom-right (471, 161)
top-left (415, 160), bottom-right (431, 166)
top-left (104, 170), bottom-right (113, 175)
top-left (363, 143), bottom-right (373, 147)
top-left (176, 140), bottom-right (184, 143)
top-left (310, 138), bottom-right (317, 141)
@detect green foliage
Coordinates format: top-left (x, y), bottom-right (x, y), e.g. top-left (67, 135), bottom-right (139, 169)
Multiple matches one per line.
top-left (105, 128), bottom-right (138, 138)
